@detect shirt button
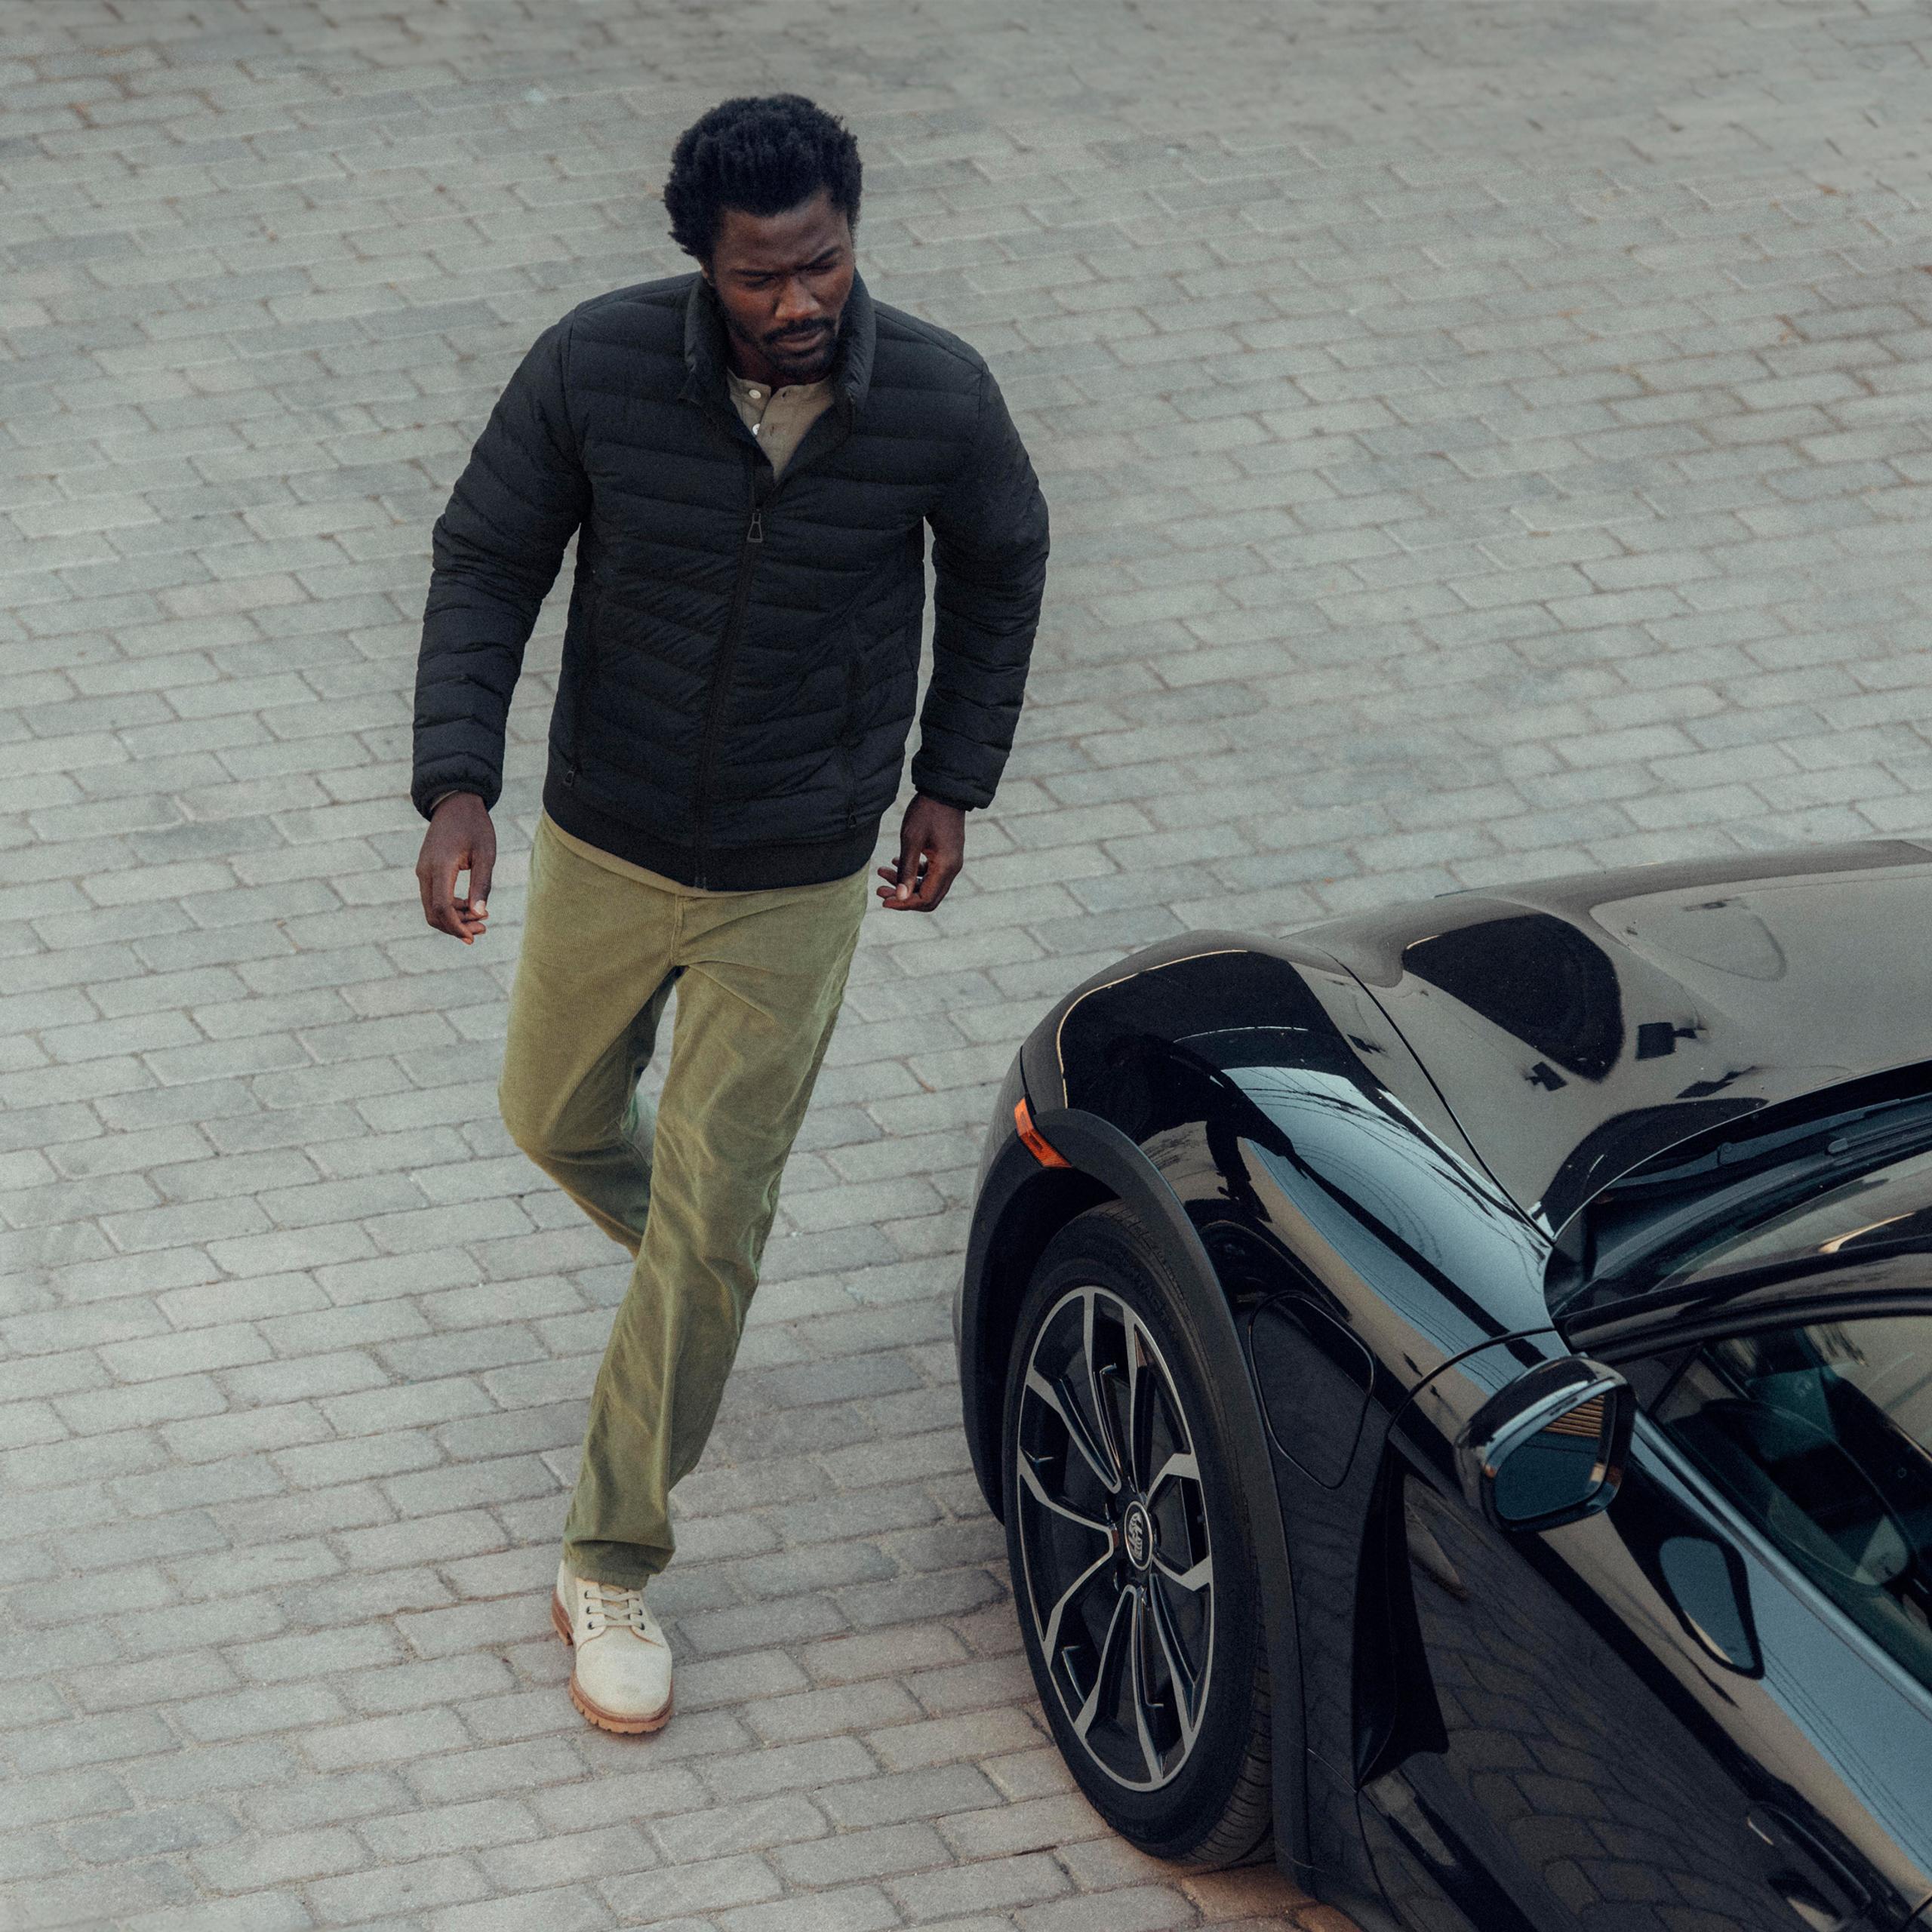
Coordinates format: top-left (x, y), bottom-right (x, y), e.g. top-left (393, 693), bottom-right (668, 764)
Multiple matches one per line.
top-left (747, 388), bottom-right (761, 400)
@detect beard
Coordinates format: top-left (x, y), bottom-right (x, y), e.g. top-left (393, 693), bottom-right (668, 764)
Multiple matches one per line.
top-left (728, 306), bottom-right (841, 385)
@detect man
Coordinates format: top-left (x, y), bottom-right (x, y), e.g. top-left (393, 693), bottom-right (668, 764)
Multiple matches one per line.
top-left (409, 94), bottom-right (1048, 1735)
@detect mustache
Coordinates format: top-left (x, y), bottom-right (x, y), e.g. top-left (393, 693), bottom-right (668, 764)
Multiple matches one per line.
top-left (764, 321), bottom-right (833, 350)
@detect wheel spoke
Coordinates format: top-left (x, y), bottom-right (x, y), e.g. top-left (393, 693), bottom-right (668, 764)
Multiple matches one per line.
top-left (1152, 1549), bottom-right (1213, 1594)
top-left (1146, 1567), bottom-right (1205, 1743)
top-left (1146, 1448), bottom-right (1198, 1503)
top-left (1128, 1586), bottom-right (1164, 1783)
top-left (1127, 1315), bottom-right (1157, 1494)
top-left (1024, 1365), bottom-right (1118, 1494)
top-left (1071, 1580), bottom-right (1134, 1740)
top-left (1082, 1292), bottom-right (1128, 1487)
top-left (1017, 1451), bottom-right (1114, 1539)
top-left (1039, 1543), bottom-right (1115, 1661)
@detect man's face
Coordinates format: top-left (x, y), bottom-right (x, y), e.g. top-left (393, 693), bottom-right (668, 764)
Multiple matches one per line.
top-left (704, 187), bottom-right (855, 387)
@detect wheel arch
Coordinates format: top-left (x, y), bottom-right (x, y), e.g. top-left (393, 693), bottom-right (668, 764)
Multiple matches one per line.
top-left (959, 1149), bottom-right (1115, 1526)
top-left (963, 1104), bottom-right (1311, 1870)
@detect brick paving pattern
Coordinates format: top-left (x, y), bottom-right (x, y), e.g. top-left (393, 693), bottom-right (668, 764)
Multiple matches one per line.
top-left (3, 0), bottom-right (1930, 1927)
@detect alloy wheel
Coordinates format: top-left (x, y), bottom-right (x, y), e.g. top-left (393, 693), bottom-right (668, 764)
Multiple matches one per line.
top-left (1012, 1283), bottom-right (1216, 1792)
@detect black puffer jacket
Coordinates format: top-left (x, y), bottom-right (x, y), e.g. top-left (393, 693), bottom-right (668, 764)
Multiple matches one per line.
top-left (411, 271), bottom-right (1049, 890)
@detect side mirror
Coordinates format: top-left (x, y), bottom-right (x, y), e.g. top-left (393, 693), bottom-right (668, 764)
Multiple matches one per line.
top-left (1456, 1357), bottom-right (1633, 1534)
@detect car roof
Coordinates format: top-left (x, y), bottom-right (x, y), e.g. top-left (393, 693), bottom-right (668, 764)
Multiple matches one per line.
top-left (1300, 840), bottom-right (1932, 1235)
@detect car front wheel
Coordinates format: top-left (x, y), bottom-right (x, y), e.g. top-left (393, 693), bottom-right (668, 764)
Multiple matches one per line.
top-left (1000, 1201), bottom-right (1274, 1867)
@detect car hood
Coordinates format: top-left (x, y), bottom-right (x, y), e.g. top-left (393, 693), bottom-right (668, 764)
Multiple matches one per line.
top-left (1301, 840), bottom-right (1932, 1235)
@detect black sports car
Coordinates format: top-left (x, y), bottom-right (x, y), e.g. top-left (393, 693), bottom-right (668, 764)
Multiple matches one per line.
top-left (955, 841), bottom-right (1932, 1932)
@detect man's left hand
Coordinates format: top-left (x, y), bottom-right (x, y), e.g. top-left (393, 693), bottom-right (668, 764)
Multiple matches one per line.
top-left (877, 794), bottom-right (964, 911)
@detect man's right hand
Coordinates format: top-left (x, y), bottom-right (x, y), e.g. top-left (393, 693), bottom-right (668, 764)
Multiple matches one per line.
top-left (416, 792), bottom-right (496, 944)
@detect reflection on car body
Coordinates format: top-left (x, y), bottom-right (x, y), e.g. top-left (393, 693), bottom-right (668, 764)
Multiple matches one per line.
top-left (956, 839), bottom-right (1932, 1930)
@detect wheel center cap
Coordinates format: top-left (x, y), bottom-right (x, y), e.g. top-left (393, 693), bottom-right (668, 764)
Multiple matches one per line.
top-left (1122, 1499), bottom-right (1153, 1571)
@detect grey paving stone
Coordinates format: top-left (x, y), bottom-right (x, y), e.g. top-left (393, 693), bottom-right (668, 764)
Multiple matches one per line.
top-left (7, 5), bottom-right (1930, 1930)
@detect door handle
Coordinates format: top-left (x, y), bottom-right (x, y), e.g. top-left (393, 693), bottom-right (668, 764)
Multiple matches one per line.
top-left (1769, 1874), bottom-right (1855, 1932)
top-left (1748, 1807), bottom-right (1871, 1931)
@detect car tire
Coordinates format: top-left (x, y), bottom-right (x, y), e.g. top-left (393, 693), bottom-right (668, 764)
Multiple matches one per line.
top-left (1000, 1200), bottom-right (1274, 1868)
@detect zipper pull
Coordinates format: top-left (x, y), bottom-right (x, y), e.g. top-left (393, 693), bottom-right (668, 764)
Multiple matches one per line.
top-left (748, 509), bottom-right (764, 544)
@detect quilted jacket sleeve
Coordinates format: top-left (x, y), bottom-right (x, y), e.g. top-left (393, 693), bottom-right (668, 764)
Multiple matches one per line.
top-left (915, 368), bottom-right (1050, 812)
top-left (411, 318), bottom-right (589, 817)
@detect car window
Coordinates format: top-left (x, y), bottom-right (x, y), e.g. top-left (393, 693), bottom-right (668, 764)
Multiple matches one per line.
top-left (1647, 1313), bottom-right (1932, 1694)
top-left (1663, 1144), bottom-right (1932, 1289)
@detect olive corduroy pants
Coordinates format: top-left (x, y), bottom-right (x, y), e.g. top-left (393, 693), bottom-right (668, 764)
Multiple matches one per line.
top-left (500, 814), bottom-right (869, 1588)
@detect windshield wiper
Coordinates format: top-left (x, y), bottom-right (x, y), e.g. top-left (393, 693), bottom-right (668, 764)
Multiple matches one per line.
top-left (1626, 1092), bottom-right (1932, 1194)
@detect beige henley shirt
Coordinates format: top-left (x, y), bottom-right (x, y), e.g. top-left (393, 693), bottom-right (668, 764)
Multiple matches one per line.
top-left (724, 367), bottom-right (834, 481)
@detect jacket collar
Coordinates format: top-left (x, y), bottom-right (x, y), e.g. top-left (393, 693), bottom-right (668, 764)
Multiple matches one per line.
top-left (681, 268), bottom-right (876, 414)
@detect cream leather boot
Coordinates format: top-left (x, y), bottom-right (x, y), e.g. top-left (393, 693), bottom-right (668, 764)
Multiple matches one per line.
top-left (552, 1560), bottom-right (674, 1734)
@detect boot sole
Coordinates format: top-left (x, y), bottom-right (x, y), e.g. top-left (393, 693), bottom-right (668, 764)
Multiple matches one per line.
top-left (551, 1590), bottom-right (675, 1736)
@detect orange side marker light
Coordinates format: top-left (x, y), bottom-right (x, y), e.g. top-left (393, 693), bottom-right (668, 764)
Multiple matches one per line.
top-left (1015, 1097), bottom-right (1070, 1168)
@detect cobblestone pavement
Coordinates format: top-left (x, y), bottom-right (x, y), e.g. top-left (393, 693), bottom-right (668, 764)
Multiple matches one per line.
top-left (4, 0), bottom-right (1930, 1927)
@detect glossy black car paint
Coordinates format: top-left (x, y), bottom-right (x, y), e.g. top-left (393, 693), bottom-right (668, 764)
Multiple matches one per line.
top-left (955, 841), bottom-right (1932, 1930)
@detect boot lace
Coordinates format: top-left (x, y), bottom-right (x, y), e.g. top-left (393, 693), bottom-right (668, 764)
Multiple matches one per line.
top-left (577, 1577), bottom-right (659, 1643)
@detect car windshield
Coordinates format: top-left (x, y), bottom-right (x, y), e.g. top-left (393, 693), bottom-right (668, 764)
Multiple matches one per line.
top-left (1564, 1091), bottom-right (1932, 1314)
top-left (1661, 1143), bottom-right (1932, 1291)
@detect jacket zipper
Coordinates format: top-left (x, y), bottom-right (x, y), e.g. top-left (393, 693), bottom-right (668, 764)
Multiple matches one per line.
top-left (689, 493), bottom-right (764, 886)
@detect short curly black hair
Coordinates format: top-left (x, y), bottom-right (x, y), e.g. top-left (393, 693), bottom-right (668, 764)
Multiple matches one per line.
top-left (663, 95), bottom-right (862, 264)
